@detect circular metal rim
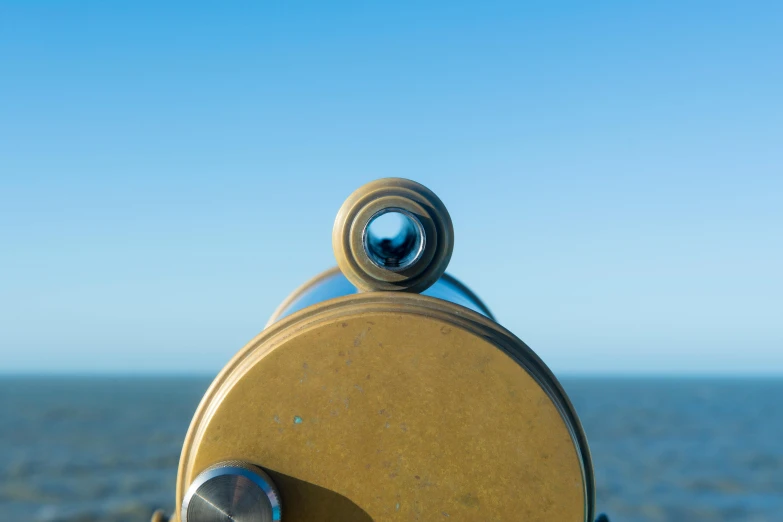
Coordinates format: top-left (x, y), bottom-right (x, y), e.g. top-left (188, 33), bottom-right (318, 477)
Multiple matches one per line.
top-left (181, 463), bottom-right (282, 522)
top-left (347, 192), bottom-right (438, 283)
top-left (332, 178), bottom-right (454, 293)
top-left (361, 207), bottom-right (427, 272)
top-left (180, 292), bottom-right (594, 522)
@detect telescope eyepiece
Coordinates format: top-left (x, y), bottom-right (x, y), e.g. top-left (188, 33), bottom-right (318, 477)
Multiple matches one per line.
top-left (362, 207), bottom-right (426, 271)
top-left (333, 178), bottom-right (454, 293)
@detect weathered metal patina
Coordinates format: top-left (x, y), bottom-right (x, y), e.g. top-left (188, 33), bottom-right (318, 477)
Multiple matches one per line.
top-left (161, 178), bottom-right (597, 522)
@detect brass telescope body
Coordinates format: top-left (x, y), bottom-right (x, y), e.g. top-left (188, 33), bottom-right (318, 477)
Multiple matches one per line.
top-left (167, 179), bottom-right (595, 522)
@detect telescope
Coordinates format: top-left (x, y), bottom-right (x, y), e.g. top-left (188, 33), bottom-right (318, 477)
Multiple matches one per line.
top-left (152, 178), bottom-right (610, 522)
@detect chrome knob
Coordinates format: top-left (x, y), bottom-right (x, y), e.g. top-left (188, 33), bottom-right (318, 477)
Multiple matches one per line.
top-left (181, 462), bottom-right (282, 522)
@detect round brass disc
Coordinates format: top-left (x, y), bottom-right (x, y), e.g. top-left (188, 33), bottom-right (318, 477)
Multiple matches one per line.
top-left (177, 294), bottom-right (593, 521)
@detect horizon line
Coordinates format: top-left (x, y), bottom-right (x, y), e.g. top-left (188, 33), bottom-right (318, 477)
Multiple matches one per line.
top-left (2, 371), bottom-right (782, 379)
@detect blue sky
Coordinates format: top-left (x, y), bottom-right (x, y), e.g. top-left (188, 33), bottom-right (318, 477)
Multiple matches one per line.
top-left (1, 2), bottom-right (781, 374)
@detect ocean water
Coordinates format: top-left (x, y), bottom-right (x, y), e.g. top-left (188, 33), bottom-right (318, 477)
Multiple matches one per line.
top-left (1, 377), bottom-right (781, 521)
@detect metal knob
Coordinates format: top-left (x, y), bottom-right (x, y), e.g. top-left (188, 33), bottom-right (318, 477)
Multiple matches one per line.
top-left (181, 462), bottom-right (282, 522)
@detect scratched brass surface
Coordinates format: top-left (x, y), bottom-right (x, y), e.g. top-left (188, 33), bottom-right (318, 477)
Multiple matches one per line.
top-left (176, 294), bottom-right (592, 521)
